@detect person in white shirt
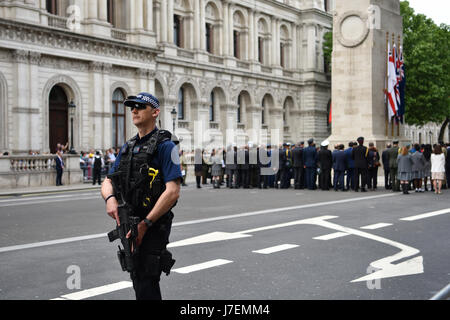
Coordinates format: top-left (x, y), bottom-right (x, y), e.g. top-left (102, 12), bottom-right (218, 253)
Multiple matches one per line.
top-left (431, 144), bottom-right (446, 194)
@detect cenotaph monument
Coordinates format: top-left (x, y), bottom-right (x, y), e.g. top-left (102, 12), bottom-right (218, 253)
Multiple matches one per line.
top-left (327, 0), bottom-right (407, 149)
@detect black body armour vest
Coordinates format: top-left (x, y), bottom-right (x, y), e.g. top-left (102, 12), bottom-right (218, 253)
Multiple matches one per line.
top-left (116, 130), bottom-right (175, 221)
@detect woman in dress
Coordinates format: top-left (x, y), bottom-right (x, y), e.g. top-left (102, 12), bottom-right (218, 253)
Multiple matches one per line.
top-left (431, 144), bottom-right (446, 194)
top-left (397, 146), bottom-right (413, 195)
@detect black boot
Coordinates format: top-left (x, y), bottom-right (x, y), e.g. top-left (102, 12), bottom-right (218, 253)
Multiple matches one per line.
top-left (402, 183), bottom-right (409, 194)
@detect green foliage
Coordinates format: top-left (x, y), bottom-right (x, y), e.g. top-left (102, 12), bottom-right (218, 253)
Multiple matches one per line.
top-left (400, 1), bottom-right (450, 127)
top-left (323, 31), bottom-right (333, 72)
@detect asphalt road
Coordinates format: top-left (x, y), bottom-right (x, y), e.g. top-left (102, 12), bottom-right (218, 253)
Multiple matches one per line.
top-left (0, 184), bottom-right (449, 300)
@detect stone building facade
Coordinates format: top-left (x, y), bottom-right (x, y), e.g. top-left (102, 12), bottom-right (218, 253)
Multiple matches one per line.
top-left (0, 0), bottom-right (333, 154)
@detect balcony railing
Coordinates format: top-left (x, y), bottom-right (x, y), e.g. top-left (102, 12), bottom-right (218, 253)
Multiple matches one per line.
top-left (209, 122), bottom-right (219, 129)
top-left (208, 54), bottom-right (224, 65)
top-left (9, 156), bottom-right (56, 172)
top-left (177, 48), bottom-right (195, 59)
top-left (178, 120), bottom-right (190, 129)
top-left (237, 124), bottom-right (246, 130)
top-left (111, 28), bottom-right (127, 41)
top-left (237, 61), bottom-right (250, 70)
top-left (283, 70), bottom-right (294, 77)
top-left (48, 14), bottom-right (69, 30)
top-left (261, 66), bottom-right (272, 74)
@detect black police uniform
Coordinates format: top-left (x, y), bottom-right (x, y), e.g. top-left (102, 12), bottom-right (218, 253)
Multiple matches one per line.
top-left (109, 128), bottom-right (181, 300)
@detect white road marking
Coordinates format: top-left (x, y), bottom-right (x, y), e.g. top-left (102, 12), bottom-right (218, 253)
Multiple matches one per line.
top-left (0, 196), bottom-right (100, 207)
top-left (168, 232), bottom-right (252, 248)
top-left (360, 223), bottom-right (393, 230)
top-left (0, 233), bottom-right (107, 253)
top-left (0, 194), bottom-right (396, 253)
top-left (253, 244), bottom-right (299, 255)
top-left (313, 232), bottom-right (350, 240)
top-left (0, 193), bottom-right (95, 203)
top-left (400, 208), bottom-right (450, 221)
top-left (172, 259), bottom-right (233, 274)
top-left (58, 281), bottom-right (133, 300)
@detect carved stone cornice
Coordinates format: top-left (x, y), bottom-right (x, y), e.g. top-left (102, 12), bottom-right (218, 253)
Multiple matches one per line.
top-left (300, 109), bottom-right (328, 117)
top-left (0, 18), bottom-right (161, 64)
top-left (12, 49), bottom-right (29, 63)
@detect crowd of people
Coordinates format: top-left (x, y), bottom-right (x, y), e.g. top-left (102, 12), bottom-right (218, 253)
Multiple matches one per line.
top-left (183, 138), bottom-right (450, 195)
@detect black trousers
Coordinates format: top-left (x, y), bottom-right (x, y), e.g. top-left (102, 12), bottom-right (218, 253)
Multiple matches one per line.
top-left (293, 167), bottom-right (304, 189)
top-left (92, 169), bottom-right (102, 185)
top-left (280, 168), bottom-right (291, 188)
top-left (240, 169), bottom-right (250, 188)
top-left (384, 168), bottom-right (391, 189)
top-left (355, 168), bottom-right (368, 190)
top-left (131, 213), bottom-right (173, 300)
top-left (320, 169), bottom-right (331, 190)
top-left (368, 167), bottom-right (378, 189)
top-left (346, 168), bottom-right (355, 190)
top-left (56, 168), bottom-right (63, 186)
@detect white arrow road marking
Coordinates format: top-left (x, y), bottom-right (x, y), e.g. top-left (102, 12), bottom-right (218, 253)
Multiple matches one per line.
top-left (253, 244), bottom-right (299, 255)
top-left (53, 281), bottom-right (133, 300)
top-left (360, 223), bottom-right (393, 230)
top-left (313, 232), bottom-right (350, 240)
top-left (168, 215), bottom-right (424, 282)
top-left (168, 232), bottom-right (252, 248)
top-left (172, 259), bottom-right (233, 274)
top-left (400, 208), bottom-right (450, 221)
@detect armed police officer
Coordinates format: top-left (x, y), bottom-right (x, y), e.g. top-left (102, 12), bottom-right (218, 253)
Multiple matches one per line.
top-left (101, 92), bottom-right (182, 300)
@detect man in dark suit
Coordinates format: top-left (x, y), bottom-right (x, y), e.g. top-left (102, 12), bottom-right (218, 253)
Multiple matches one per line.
top-left (344, 142), bottom-right (356, 190)
top-left (55, 150), bottom-right (64, 186)
top-left (333, 144), bottom-right (348, 191)
top-left (292, 141), bottom-right (304, 189)
top-left (303, 138), bottom-right (317, 190)
top-left (238, 146), bottom-right (250, 188)
top-left (352, 137), bottom-right (369, 192)
top-left (318, 140), bottom-right (332, 190)
top-left (382, 144), bottom-right (392, 189)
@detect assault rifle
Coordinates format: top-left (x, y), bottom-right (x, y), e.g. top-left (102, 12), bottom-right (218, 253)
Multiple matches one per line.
top-left (107, 172), bottom-right (140, 275)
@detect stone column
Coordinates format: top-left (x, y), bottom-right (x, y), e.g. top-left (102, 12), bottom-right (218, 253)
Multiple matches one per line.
top-left (89, 62), bottom-right (104, 149)
top-left (194, 0), bottom-right (201, 49)
top-left (306, 23), bottom-right (316, 70)
top-left (228, 3), bottom-right (234, 57)
top-left (12, 50), bottom-right (30, 152)
top-left (29, 52), bottom-right (41, 151)
top-left (248, 9), bottom-right (254, 61)
top-left (98, 0), bottom-right (108, 22)
top-left (167, 0), bottom-right (174, 43)
top-left (155, 1), bottom-right (161, 42)
top-left (88, 0), bottom-right (99, 20)
top-left (145, 0), bottom-right (153, 31)
top-left (160, 0), bottom-right (167, 43)
top-left (291, 23), bottom-right (297, 70)
top-left (102, 64), bottom-right (112, 150)
top-left (135, 0), bottom-right (144, 31)
top-left (199, 0), bottom-right (206, 51)
top-left (223, 2), bottom-right (229, 55)
top-left (271, 17), bottom-right (277, 66)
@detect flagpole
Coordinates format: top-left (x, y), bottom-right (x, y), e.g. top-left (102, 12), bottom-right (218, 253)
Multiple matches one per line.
top-left (385, 32), bottom-right (389, 138)
top-left (397, 35), bottom-right (401, 137)
top-left (391, 33), bottom-right (395, 137)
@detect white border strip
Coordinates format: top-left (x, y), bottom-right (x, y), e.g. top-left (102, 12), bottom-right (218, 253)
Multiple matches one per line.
top-left (172, 259), bottom-right (233, 274)
top-left (253, 244), bottom-right (299, 255)
top-left (400, 208), bottom-right (450, 221)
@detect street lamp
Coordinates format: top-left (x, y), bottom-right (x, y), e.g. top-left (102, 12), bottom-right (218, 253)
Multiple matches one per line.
top-left (68, 100), bottom-right (77, 154)
top-left (171, 107), bottom-right (177, 134)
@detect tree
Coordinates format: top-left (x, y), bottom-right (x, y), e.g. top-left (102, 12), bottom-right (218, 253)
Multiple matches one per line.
top-left (400, 1), bottom-right (450, 141)
top-left (323, 31), bottom-right (333, 73)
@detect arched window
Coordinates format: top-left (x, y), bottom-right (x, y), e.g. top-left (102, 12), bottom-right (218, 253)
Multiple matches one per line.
top-left (112, 89), bottom-right (126, 149)
top-left (206, 23), bottom-right (212, 53)
top-left (280, 25), bottom-right (290, 69)
top-left (46, 0), bottom-right (58, 15)
top-left (178, 88), bottom-right (185, 120)
top-left (209, 92), bottom-right (215, 122)
top-left (174, 14), bottom-right (182, 47)
top-left (237, 95), bottom-right (242, 123)
top-left (205, 2), bottom-right (221, 55)
top-left (257, 18), bottom-right (270, 65)
top-left (233, 11), bottom-right (247, 60)
top-left (262, 99), bottom-right (266, 125)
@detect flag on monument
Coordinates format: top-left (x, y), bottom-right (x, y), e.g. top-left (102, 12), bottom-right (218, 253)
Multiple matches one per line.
top-left (398, 47), bottom-right (406, 123)
top-left (386, 43), bottom-right (398, 121)
top-left (393, 44), bottom-right (402, 123)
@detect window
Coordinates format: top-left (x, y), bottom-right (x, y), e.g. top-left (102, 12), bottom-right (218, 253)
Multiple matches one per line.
top-left (174, 15), bottom-right (182, 47)
top-left (178, 88), bottom-right (185, 120)
top-left (112, 89), bottom-right (126, 149)
top-left (280, 43), bottom-right (285, 68)
top-left (209, 92), bottom-right (215, 122)
top-left (46, 0), bottom-right (58, 15)
top-left (206, 23), bottom-right (212, 53)
top-left (107, 0), bottom-right (115, 25)
top-left (258, 37), bottom-right (264, 64)
top-left (262, 99), bottom-right (265, 125)
top-left (237, 95), bottom-right (241, 123)
top-left (233, 31), bottom-right (240, 59)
